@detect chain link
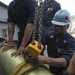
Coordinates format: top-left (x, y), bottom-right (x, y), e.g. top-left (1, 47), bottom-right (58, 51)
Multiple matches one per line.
top-left (38, 0), bottom-right (43, 49)
top-left (32, 1), bottom-right (38, 44)
top-left (32, 0), bottom-right (43, 49)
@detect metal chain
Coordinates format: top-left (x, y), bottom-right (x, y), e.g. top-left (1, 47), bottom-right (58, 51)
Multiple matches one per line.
top-left (32, 0), bottom-right (43, 49)
top-left (32, 1), bottom-right (38, 44)
top-left (38, 0), bottom-right (43, 49)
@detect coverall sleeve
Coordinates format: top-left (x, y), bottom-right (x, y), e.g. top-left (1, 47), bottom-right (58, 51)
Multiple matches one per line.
top-left (7, 2), bottom-right (15, 22)
top-left (54, 2), bottom-right (61, 13)
top-left (26, 0), bottom-right (35, 23)
top-left (62, 40), bottom-right (75, 66)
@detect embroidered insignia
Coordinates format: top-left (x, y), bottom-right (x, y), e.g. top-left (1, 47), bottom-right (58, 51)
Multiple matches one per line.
top-left (57, 48), bottom-right (64, 53)
top-left (47, 8), bottom-right (53, 12)
top-left (50, 35), bottom-right (54, 38)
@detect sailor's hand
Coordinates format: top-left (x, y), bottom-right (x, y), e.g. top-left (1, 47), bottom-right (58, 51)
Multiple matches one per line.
top-left (2, 42), bottom-right (16, 52)
top-left (27, 55), bottom-right (47, 65)
top-left (11, 46), bottom-right (24, 57)
top-left (11, 46), bottom-right (28, 57)
top-left (37, 55), bottom-right (47, 65)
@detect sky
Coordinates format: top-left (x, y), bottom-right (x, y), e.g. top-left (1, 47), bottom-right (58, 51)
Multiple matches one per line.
top-left (0, 0), bottom-right (75, 15)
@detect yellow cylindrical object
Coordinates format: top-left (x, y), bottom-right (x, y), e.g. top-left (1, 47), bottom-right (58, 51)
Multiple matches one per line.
top-left (0, 47), bottom-right (53, 75)
top-left (0, 48), bottom-right (25, 75)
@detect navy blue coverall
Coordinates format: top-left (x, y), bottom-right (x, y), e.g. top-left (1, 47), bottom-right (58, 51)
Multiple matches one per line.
top-left (42, 0), bottom-right (61, 37)
top-left (7, 0), bottom-right (35, 48)
top-left (41, 32), bottom-right (75, 75)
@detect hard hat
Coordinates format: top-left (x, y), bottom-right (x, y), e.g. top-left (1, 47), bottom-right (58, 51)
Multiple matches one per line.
top-left (52, 10), bottom-right (71, 26)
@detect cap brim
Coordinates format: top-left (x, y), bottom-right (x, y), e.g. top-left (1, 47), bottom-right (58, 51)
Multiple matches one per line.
top-left (52, 20), bottom-right (69, 26)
